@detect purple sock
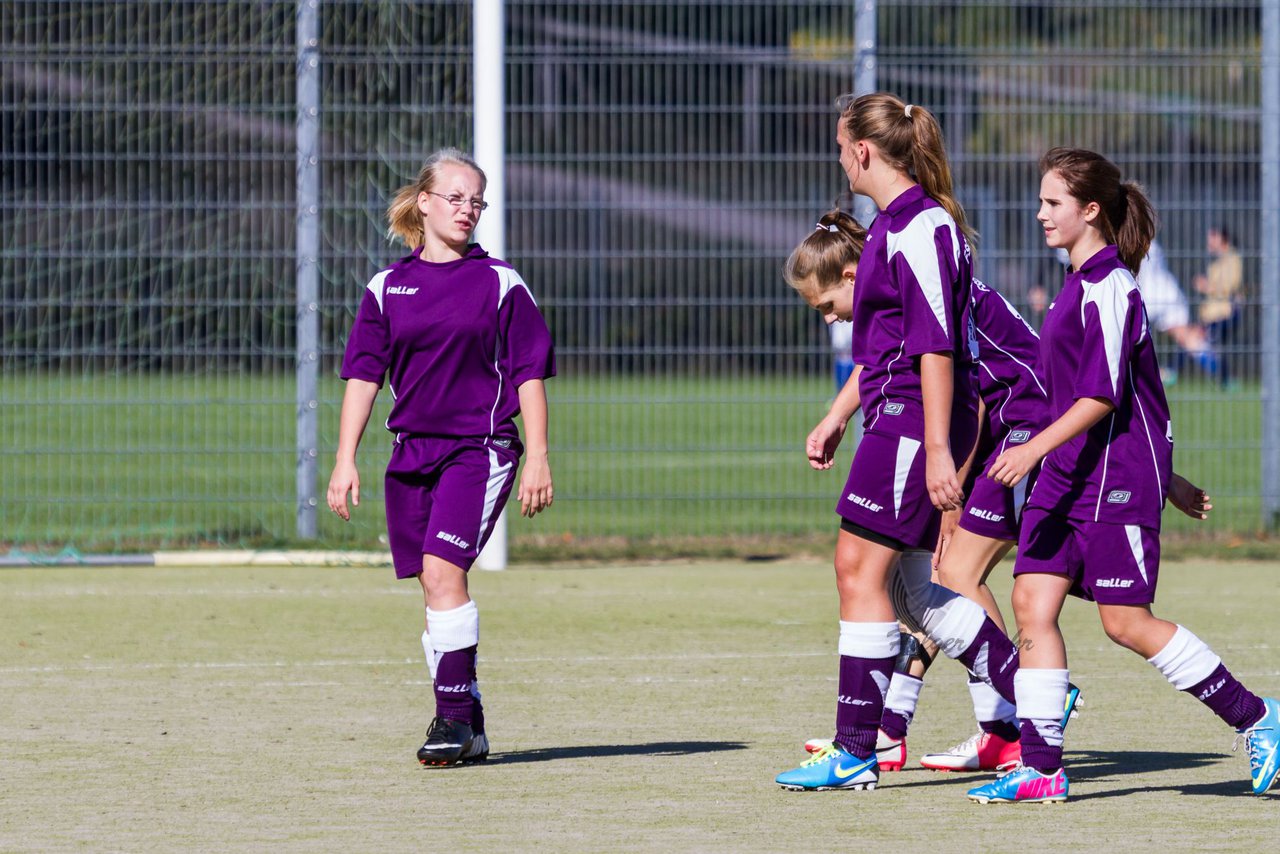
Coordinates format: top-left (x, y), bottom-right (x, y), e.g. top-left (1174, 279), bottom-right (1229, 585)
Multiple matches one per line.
top-left (834, 654), bottom-right (894, 758)
top-left (879, 707), bottom-right (910, 741)
top-left (1186, 663), bottom-right (1265, 730)
top-left (1018, 718), bottom-right (1062, 773)
top-left (979, 717), bottom-right (1021, 743)
top-left (955, 617), bottom-right (1018, 705)
top-left (435, 645), bottom-right (477, 724)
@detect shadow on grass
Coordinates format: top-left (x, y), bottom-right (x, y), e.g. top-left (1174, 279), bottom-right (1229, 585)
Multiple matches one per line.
top-left (1062, 749), bottom-right (1257, 800)
top-left (884, 749), bottom-right (1255, 799)
top-left (490, 740), bottom-right (749, 765)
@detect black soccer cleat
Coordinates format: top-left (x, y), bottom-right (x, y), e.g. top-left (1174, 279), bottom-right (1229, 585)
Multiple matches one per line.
top-left (417, 716), bottom-right (489, 766)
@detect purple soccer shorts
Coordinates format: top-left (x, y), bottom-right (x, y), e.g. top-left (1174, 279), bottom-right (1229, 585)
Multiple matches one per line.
top-left (837, 430), bottom-right (974, 551)
top-left (383, 435), bottom-right (521, 577)
top-left (1013, 506), bottom-right (1160, 605)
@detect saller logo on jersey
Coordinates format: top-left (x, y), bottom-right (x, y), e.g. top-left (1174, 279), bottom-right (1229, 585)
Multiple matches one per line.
top-left (968, 507), bottom-right (1004, 523)
top-left (436, 531), bottom-right (471, 550)
top-left (386, 286), bottom-right (419, 295)
top-left (884, 403), bottom-right (905, 415)
top-left (1106, 490), bottom-right (1132, 504)
top-left (848, 494), bottom-right (883, 513)
top-left (1095, 578), bottom-right (1135, 588)
top-left (1009, 430), bottom-right (1031, 444)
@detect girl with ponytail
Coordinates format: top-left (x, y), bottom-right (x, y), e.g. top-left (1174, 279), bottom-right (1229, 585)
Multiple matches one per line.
top-left (968, 148), bottom-right (1278, 803)
top-left (775, 96), bottom-right (1027, 793)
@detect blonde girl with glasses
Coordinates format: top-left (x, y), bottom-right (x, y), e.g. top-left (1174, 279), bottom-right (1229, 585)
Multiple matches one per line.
top-left (328, 147), bottom-right (556, 767)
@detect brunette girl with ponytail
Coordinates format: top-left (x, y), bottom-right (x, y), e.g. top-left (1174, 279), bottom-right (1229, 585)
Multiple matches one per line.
top-left (970, 147), bottom-right (1279, 803)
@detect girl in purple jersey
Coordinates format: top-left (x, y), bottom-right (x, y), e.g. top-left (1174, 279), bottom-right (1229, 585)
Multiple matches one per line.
top-left (967, 148), bottom-right (1278, 803)
top-left (774, 95), bottom-right (1028, 792)
top-left (327, 148), bottom-right (556, 767)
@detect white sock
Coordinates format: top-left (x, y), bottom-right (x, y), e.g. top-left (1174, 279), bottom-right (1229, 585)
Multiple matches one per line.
top-left (427, 600), bottom-right (480, 652)
top-left (839, 621), bottom-right (900, 701)
top-left (885, 672), bottom-right (924, 719)
top-left (838, 621), bottom-right (901, 659)
top-left (421, 628), bottom-right (441, 680)
top-left (969, 678), bottom-right (1016, 725)
top-left (1147, 625), bottom-right (1221, 690)
top-left (1014, 668), bottom-right (1069, 747)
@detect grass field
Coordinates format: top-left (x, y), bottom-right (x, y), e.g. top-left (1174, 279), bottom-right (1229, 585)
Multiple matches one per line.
top-left (2, 558), bottom-right (1276, 851)
top-left (0, 371), bottom-right (1271, 557)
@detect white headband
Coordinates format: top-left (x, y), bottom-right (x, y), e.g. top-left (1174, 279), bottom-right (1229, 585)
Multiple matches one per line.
top-left (904, 104), bottom-right (914, 118)
top-left (815, 223), bottom-right (838, 233)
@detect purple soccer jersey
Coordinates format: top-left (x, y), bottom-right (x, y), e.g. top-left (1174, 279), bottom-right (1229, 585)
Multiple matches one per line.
top-left (969, 278), bottom-right (1049, 445)
top-left (850, 184), bottom-right (978, 441)
top-left (341, 244), bottom-right (556, 441)
top-left (957, 280), bottom-right (1050, 540)
top-left (1028, 245), bottom-right (1172, 527)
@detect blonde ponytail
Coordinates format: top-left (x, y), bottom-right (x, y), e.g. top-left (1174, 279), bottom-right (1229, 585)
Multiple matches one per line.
top-left (385, 148), bottom-right (487, 248)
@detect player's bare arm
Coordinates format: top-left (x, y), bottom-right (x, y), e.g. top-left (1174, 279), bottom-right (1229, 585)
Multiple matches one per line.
top-left (516, 379), bottom-right (553, 518)
top-left (327, 378), bottom-right (379, 521)
top-left (987, 396), bottom-right (1112, 487)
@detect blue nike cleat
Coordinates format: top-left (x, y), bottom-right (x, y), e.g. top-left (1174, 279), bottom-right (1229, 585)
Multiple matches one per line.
top-left (967, 763), bottom-right (1068, 804)
top-left (777, 741), bottom-right (879, 791)
top-left (1237, 696), bottom-right (1280, 795)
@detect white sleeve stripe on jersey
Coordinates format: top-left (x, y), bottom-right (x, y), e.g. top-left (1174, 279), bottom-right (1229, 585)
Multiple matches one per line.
top-left (889, 209), bottom-right (959, 337)
top-left (1081, 270), bottom-right (1135, 398)
top-left (366, 269), bottom-right (392, 314)
top-left (492, 265), bottom-right (535, 307)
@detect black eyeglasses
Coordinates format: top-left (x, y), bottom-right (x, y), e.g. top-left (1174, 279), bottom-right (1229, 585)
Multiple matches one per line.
top-left (428, 192), bottom-right (489, 212)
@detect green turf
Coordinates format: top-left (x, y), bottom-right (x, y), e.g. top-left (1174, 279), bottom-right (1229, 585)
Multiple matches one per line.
top-left (1, 559), bottom-right (1276, 851)
top-left (0, 371), bottom-right (1270, 554)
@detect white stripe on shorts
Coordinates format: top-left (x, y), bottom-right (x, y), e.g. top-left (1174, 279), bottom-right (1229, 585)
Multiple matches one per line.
top-left (894, 437), bottom-right (922, 518)
top-left (477, 448), bottom-right (514, 548)
top-left (1124, 523), bottom-right (1149, 585)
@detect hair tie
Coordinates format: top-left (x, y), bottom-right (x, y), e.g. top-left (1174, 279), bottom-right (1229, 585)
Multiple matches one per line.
top-left (904, 104), bottom-right (914, 118)
top-left (815, 223), bottom-right (838, 233)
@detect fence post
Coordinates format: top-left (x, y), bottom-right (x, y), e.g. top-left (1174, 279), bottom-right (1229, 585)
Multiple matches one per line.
top-left (474, 0), bottom-right (509, 569)
top-left (1263, 0), bottom-right (1280, 530)
top-left (852, 0), bottom-right (877, 229)
top-left (296, 0), bottom-right (321, 539)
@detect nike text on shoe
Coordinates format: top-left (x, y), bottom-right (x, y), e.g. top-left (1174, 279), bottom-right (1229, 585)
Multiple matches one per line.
top-left (777, 742), bottom-right (879, 791)
top-left (417, 716), bottom-right (488, 767)
top-left (1237, 696), bottom-right (1280, 795)
top-left (966, 764), bottom-right (1068, 804)
top-left (920, 730), bottom-right (1021, 772)
top-left (804, 729), bottom-right (905, 771)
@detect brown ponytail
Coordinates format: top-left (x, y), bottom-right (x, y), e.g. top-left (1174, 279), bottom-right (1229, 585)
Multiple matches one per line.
top-left (840, 92), bottom-right (977, 247)
top-left (385, 148), bottom-right (487, 248)
top-left (1039, 147), bottom-right (1156, 274)
top-left (783, 209), bottom-right (868, 296)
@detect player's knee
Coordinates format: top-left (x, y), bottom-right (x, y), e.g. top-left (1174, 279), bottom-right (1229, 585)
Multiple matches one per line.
top-left (1098, 610), bottom-right (1151, 652)
top-left (1010, 585), bottom-right (1055, 632)
top-left (935, 564), bottom-right (977, 597)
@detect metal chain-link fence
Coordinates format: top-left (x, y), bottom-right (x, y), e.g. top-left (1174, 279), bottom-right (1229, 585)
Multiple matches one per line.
top-left (2, 1), bottom-right (1275, 557)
